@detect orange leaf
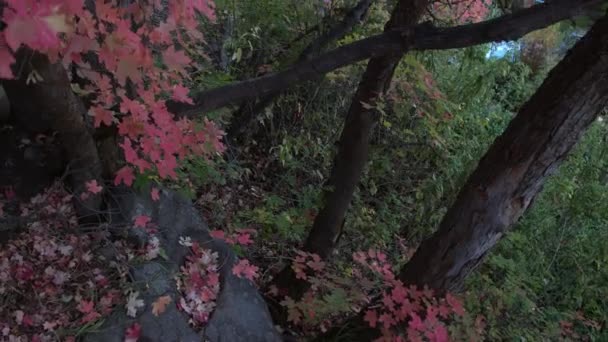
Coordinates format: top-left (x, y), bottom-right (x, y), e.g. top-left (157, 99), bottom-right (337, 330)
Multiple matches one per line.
top-left (151, 295), bottom-right (172, 317)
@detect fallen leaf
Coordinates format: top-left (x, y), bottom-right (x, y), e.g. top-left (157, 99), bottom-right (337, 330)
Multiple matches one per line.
top-left (152, 295), bottom-right (172, 316)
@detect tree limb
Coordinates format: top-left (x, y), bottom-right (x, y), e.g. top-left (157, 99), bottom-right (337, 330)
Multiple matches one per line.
top-left (168, 0), bottom-right (601, 118)
top-left (299, 0), bottom-right (374, 61)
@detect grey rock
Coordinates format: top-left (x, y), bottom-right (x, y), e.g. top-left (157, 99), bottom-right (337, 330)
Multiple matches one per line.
top-left (84, 188), bottom-right (282, 342)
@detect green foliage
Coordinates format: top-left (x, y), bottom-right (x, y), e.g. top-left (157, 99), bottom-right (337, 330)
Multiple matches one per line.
top-left (186, 1), bottom-right (607, 340)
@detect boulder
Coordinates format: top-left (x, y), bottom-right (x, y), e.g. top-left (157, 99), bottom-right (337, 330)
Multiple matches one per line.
top-left (84, 188), bottom-right (282, 342)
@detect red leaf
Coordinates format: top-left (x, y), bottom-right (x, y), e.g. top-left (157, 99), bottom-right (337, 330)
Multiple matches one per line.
top-left (162, 46), bottom-right (190, 73)
top-left (232, 259), bottom-right (258, 281)
top-left (172, 84), bottom-right (193, 104)
top-left (134, 215), bottom-right (151, 228)
top-left (363, 309), bottom-right (378, 328)
top-left (125, 323), bottom-right (141, 342)
top-left (446, 293), bottom-right (465, 316)
top-left (114, 166), bottom-right (135, 186)
top-left (85, 179), bottom-right (103, 194)
top-left (91, 105), bottom-right (114, 127)
top-left (151, 187), bottom-right (160, 201)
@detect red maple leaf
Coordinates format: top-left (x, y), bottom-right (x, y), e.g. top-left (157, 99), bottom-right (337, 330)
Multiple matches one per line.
top-left (90, 105), bottom-right (114, 127)
top-left (162, 46), bottom-right (190, 73)
top-left (446, 293), bottom-right (465, 316)
top-left (363, 309), bottom-right (378, 328)
top-left (85, 179), bottom-right (103, 194)
top-left (114, 166), bottom-right (135, 186)
top-left (235, 232), bottom-right (253, 246)
top-left (151, 187), bottom-right (160, 201)
top-left (172, 84), bottom-right (193, 104)
top-left (232, 259), bottom-right (258, 281)
top-left (133, 215), bottom-right (151, 228)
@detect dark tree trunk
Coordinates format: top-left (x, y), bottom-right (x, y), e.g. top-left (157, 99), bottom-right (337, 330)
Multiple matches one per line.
top-left (3, 51), bottom-right (103, 221)
top-left (269, 0), bottom-right (429, 301)
top-left (399, 14), bottom-right (608, 293)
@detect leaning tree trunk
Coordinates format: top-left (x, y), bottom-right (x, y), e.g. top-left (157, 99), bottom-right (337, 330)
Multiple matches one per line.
top-left (399, 14), bottom-right (608, 293)
top-left (270, 0), bottom-right (429, 300)
top-left (2, 51), bottom-right (103, 221)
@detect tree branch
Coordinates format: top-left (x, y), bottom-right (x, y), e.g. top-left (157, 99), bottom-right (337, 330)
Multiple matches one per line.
top-left (299, 0), bottom-right (374, 61)
top-left (169, 0), bottom-right (602, 117)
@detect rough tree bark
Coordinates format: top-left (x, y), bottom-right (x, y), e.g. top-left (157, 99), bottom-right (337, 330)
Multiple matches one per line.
top-left (2, 51), bottom-right (103, 220)
top-left (399, 13), bottom-right (608, 293)
top-left (269, 0), bottom-right (430, 301)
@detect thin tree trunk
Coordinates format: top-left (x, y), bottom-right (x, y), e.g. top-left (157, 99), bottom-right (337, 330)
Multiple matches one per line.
top-left (399, 14), bottom-right (608, 293)
top-left (2, 51), bottom-right (103, 221)
top-left (270, 0), bottom-right (429, 300)
top-left (305, 0), bottom-right (428, 261)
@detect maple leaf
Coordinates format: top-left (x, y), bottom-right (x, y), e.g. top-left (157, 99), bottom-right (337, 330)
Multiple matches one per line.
top-left (85, 180), bottom-right (103, 194)
top-left (232, 259), bottom-right (259, 281)
top-left (172, 84), bottom-right (193, 104)
top-left (151, 187), bottom-right (160, 201)
top-left (43, 321), bottom-right (57, 331)
top-left (133, 215), bottom-right (151, 228)
top-left (125, 323), bottom-right (141, 342)
top-left (77, 300), bottom-right (95, 314)
top-left (114, 166), bottom-right (135, 186)
top-left (209, 230), bottom-right (225, 240)
top-left (152, 295), bottom-right (172, 316)
top-left (126, 291), bottom-right (145, 318)
top-left (235, 232), bottom-right (253, 246)
top-left (363, 309), bottom-right (378, 328)
top-left (90, 105), bottom-right (115, 128)
top-left (446, 293), bottom-right (465, 316)
top-left (409, 313), bottom-right (425, 331)
top-left (427, 323), bottom-right (449, 342)
top-left (306, 254), bottom-right (326, 272)
top-left (162, 46), bottom-right (190, 73)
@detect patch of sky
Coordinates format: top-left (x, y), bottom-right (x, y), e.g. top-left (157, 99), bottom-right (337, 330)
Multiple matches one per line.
top-left (486, 41), bottom-right (520, 60)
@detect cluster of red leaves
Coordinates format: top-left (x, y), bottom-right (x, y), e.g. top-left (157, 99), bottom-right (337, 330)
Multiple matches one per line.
top-left (0, 0), bottom-right (224, 185)
top-left (209, 228), bottom-right (255, 246)
top-left (0, 183), bottom-right (132, 341)
top-left (277, 249), bottom-right (482, 341)
top-left (293, 250), bottom-right (326, 281)
top-left (208, 228), bottom-right (261, 282)
top-left (276, 250), bottom-right (371, 333)
top-left (354, 250), bottom-right (463, 342)
top-left (431, 0), bottom-right (492, 24)
top-left (175, 242), bottom-right (221, 326)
